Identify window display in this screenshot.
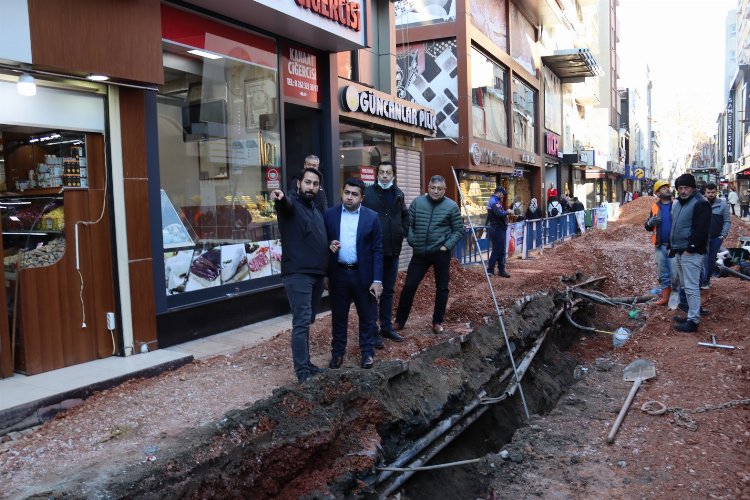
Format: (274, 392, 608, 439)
(158, 15, 282, 299)
(458, 172, 498, 218)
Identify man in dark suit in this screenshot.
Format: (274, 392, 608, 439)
(324, 178, 383, 370)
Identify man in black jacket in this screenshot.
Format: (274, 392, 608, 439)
(271, 167, 328, 383)
(670, 173, 711, 333)
(363, 162, 408, 345)
(287, 155, 328, 214)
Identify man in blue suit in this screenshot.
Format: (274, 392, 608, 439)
(324, 178, 383, 370)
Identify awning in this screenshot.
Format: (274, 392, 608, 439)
(542, 49, 604, 83)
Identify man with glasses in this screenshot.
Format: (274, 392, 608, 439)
(394, 175, 463, 335)
(288, 154, 328, 214)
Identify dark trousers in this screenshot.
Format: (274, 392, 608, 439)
(487, 226, 507, 274)
(378, 255, 400, 332)
(730, 203, 737, 216)
(395, 250, 451, 326)
(701, 237, 723, 285)
(281, 273, 324, 380)
(741, 204, 749, 218)
(330, 268, 377, 358)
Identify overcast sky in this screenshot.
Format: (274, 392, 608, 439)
(617, 0, 735, 164)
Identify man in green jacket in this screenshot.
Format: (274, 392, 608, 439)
(394, 175, 463, 334)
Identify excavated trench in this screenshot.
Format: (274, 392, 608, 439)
(28, 292, 597, 499)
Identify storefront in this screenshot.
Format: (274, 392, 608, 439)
(544, 131, 561, 200)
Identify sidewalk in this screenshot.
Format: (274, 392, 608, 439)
(0, 313, 299, 433)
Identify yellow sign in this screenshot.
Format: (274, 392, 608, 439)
(634, 168, 645, 179)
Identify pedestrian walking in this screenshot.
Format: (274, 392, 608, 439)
(645, 180, 674, 305)
(324, 178, 383, 370)
(486, 186, 511, 278)
(700, 183, 730, 289)
(394, 175, 463, 334)
(670, 173, 711, 333)
(271, 168, 328, 383)
(727, 185, 739, 216)
(362, 161, 407, 346)
(525, 197, 543, 220)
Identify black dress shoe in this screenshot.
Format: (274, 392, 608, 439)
(329, 355, 344, 369)
(374, 334, 385, 349)
(381, 329, 405, 342)
(499, 272, 511, 278)
(486, 268, 495, 276)
(297, 372, 311, 384)
(393, 321, 404, 331)
(361, 355, 374, 369)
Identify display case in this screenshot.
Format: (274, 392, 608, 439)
(2, 195, 66, 280)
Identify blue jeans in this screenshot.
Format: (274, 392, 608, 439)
(396, 250, 451, 326)
(487, 226, 507, 274)
(653, 245, 673, 290)
(701, 237, 722, 286)
(674, 252, 703, 323)
(282, 273, 324, 380)
(378, 255, 400, 332)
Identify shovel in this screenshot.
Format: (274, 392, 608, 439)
(607, 359, 656, 444)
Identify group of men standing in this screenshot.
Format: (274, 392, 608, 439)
(272, 159, 462, 383)
(645, 173, 731, 333)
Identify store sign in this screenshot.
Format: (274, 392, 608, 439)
(295, 0, 361, 31)
(545, 132, 559, 157)
(282, 43, 320, 102)
(513, 168, 524, 177)
(519, 153, 536, 165)
(469, 143, 513, 167)
(341, 85, 437, 132)
(727, 95, 734, 163)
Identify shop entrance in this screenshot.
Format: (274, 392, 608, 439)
(0, 127, 116, 377)
(284, 103, 322, 190)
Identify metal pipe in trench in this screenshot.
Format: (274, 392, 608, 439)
(377, 306, 567, 494)
(717, 264, 750, 281)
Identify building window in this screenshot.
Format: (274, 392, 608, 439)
(512, 77, 536, 153)
(470, 0, 507, 51)
(471, 47, 508, 145)
(158, 10, 281, 301)
(509, 3, 536, 76)
(394, 0, 456, 28)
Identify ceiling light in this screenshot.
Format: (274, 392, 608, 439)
(87, 74, 109, 81)
(17, 73, 36, 96)
(187, 49, 223, 60)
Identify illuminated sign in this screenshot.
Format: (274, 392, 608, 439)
(545, 132, 559, 157)
(295, 0, 361, 31)
(727, 94, 734, 163)
(341, 85, 437, 132)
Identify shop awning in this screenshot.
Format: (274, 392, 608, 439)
(542, 49, 604, 83)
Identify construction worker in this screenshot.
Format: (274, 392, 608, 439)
(645, 180, 674, 305)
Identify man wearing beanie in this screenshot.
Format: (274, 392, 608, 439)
(669, 173, 711, 332)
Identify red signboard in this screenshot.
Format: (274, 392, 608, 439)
(282, 42, 320, 103)
(545, 132, 559, 157)
(360, 166, 375, 184)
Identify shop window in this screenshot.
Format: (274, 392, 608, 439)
(158, 13, 281, 301)
(458, 172, 498, 219)
(471, 47, 508, 145)
(339, 124, 392, 191)
(512, 77, 536, 153)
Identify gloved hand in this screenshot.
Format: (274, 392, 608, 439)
(646, 215, 661, 228)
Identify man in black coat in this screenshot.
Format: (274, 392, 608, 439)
(271, 168, 328, 383)
(363, 162, 408, 345)
(287, 154, 328, 214)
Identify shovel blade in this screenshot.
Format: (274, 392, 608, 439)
(623, 359, 656, 382)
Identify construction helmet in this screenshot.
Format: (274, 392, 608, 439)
(653, 180, 670, 194)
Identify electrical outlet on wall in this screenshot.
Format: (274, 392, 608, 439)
(106, 312, 116, 330)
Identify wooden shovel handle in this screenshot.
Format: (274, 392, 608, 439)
(607, 377, 643, 444)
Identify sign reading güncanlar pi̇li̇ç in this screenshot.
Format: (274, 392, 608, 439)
(341, 85, 437, 133)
